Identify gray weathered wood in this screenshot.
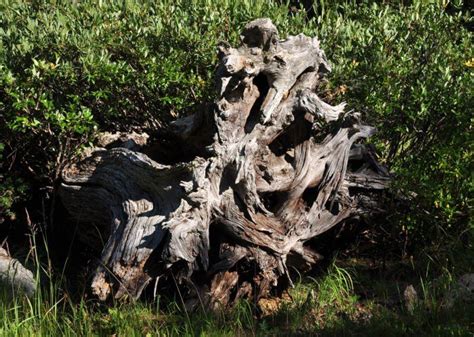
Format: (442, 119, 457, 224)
(59, 19, 390, 308)
(0, 248, 36, 298)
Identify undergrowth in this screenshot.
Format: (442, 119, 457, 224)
(1, 250, 474, 336)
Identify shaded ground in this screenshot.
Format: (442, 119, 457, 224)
(2, 255, 474, 337)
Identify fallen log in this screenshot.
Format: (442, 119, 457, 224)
(0, 248, 36, 298)
(59, 19, 390, 309)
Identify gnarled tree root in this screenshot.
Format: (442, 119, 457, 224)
(59, 19, 390, 309)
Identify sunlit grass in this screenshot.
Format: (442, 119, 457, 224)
(1, 258, 474, 336)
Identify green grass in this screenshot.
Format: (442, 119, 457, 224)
(2, 259, 474, 337)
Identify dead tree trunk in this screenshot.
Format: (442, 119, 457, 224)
(59, 19, 390, 309)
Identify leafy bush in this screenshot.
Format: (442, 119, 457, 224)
(0, 0, 471, 260)
(0, 0, 306, 222)
(312, 2, 472, 258)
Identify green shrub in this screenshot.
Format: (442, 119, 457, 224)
(0, 0, 471, 261)
(312, 2, 472, 258)
(0, 0, 306, 221)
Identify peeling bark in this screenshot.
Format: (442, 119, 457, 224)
(59, 19, 390, 308)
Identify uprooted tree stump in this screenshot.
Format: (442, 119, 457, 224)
(59, 19, 390, 309)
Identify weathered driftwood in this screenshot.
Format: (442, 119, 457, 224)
(59, 19, 390, 308)
(0, 248, 36, 298)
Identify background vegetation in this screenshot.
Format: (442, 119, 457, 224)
(0, 0, 472, 335)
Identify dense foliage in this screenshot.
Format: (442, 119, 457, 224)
(0, 0, 472, 260)
(316, 3, 472, 258)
